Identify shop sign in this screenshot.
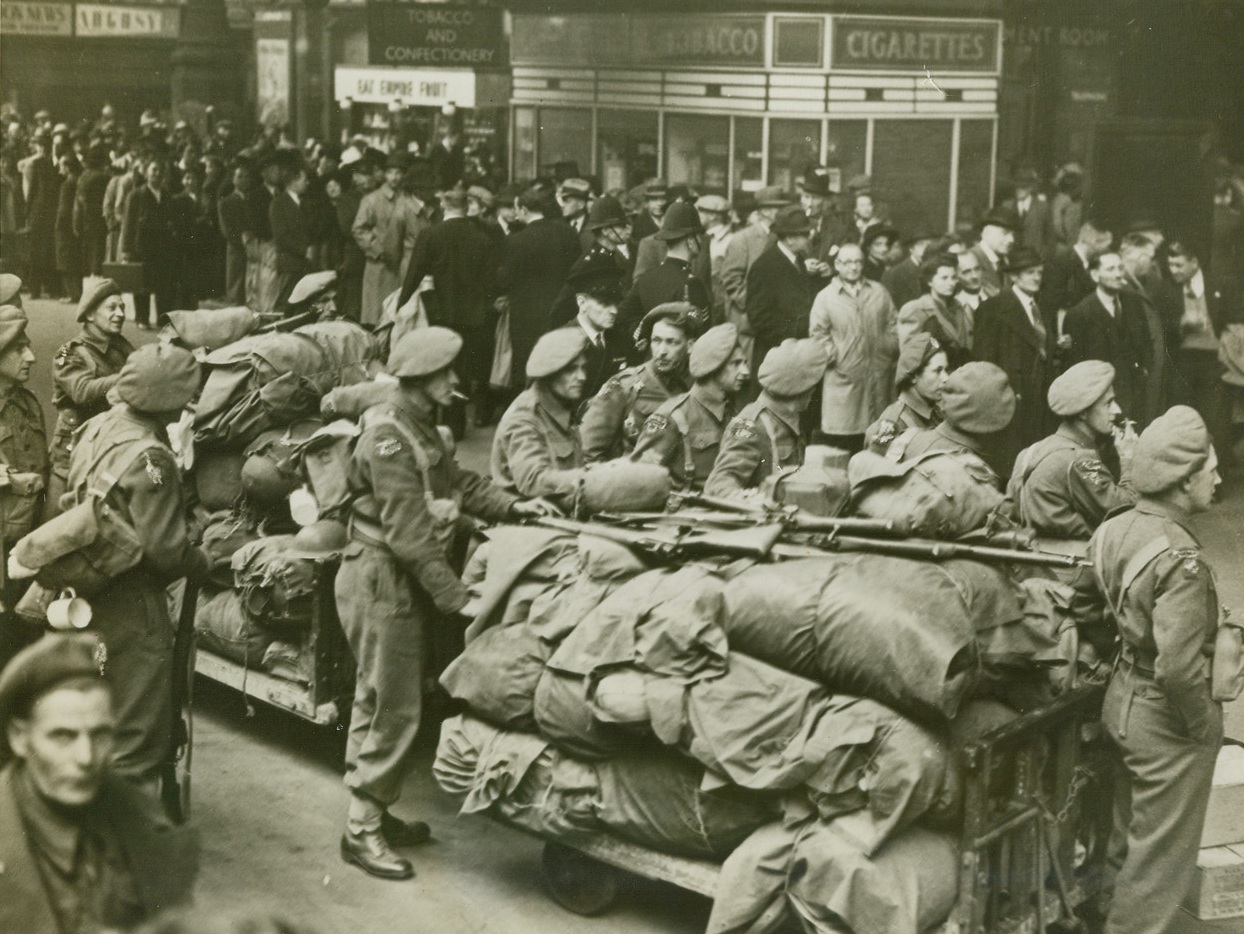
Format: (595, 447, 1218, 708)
(368, 4, 505, 68)
(831, 16, 1000, 73)
(334, 67, 477, 108)
(256, 38, 290, 129)
(0, 2, 73, 36)
(75, 4, 180, 39)
(512, 14, 765, 69)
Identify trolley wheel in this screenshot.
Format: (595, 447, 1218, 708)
(541, 841, 619, 916)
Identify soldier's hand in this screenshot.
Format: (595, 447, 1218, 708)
(6, 472, 45, 495)
(457, 594, 483, 619)
(512, 498, 561, 519)
(1113, 420, 1139, 466)
(7, 553, 38, 580)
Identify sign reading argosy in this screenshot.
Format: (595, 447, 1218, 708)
(75, 3, 180, 39)
(831, 16, 1001, 74)
(368, 4, 505, 68)
(0, 2, 73, 36)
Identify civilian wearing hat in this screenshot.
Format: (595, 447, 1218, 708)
(1079, 405, 1225, 934)
(633, 323, 750, 490)
(556, 177, 593, 236)
(745, 205, 820, 383)
(809, 242, 900, 453)
(216, 158, 256, 307)
(893, 361, 1017, 486)
(74, 145, 112, 277)
(396, 187, 502, 432)
(56, 343, 208, 791)
(21, 133, 58, 299)
(121, 158, 180, 328)
(618, 203, 713, 362)
(704, 338, 827, 497)
(861, 223, 899, 284)
(338, 327, 544, 880)
(331, 151, 383, 322)
(880, 233, 937, 311)
(1038, 219, 1113, 326)
(897, 253, 975, 370)
(720, 186, 790, 367)
(351, 152, 427, 326)
(497, 187, 584, 385)
(864, 333, 948, 456)
(973, 245, 1057, 477)
(1000, 167, 1054, 256)
(491, 328, 592, 510)
(799, 171, 849, 269)
(968, 205, 1019, 300)
(548, 196, 638, 330)
(47, 281, 134, 516)
(0, 634, 198, 934)
(629, 179, 670, 244)
(1008, 360, 1137, 541)
(580, 303, 694, 463)
(269, 158, 315, 311)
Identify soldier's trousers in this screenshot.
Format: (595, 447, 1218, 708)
(337, 542, 432, 833)
(1101, 668, 1221, 934)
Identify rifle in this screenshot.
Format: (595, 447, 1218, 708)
(669, 490, 906, 536)
(787, 533, 1088, 568)
(536, 515, 784, 561)
(161, 578, 199, 825)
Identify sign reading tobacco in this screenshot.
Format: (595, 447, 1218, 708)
(368, 3, 506, 68)
(831, 16, 1000, 73)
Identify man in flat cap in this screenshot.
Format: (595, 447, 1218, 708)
(48, 280, 134, 518)
(704, 338, 827, 498)
(561, 249, 630, 400)
(633, 323, 750, 490)
(1077, 406, 1229, 934)
(44, 344, 208, 798)
(338, 327, 549, 880)
(864, 333, 947, 457)
(352, 151, 426, 326)
(0, 634, 198, 934)
(746, 205, 820, 385)
(891, 360, 1017, 486)
(556, 178, 593, 237)
(720, 186, 790, 367)
(0, 305, 47, 670)
(629, 180, 669, 244)
(1009, 360, 1138, 544)
(809, 242, 899, 454)
(580, 303, 694, 463)
(974, 245, 1058, 477)
(968, 205, 1018, 300)
(492, 328, 593, 510)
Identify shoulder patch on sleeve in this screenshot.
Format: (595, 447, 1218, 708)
(54, 345, 72, 367)
(730, 419, 758, 441)
(643, 414, 668, 434)
(874, 420, 897, 445)
(1171, 548, 1203, 576)
(1074, 458, 1112, 486)
(375, 437, 404, 458)
(143, 452, 164, 486)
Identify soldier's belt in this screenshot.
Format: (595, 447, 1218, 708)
(348, 515, 387, 549)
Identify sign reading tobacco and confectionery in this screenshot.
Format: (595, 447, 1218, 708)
(368, 3, 506, 68)
(831, 16, 1001, 73)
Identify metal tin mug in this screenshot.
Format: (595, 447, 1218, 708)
(46, 588, 93, 630)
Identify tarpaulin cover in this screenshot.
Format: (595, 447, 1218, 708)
(533, 668, 644, 760)
(164, 306, 258, 350)
(850, 450, 1008, 537)
(440, 621, 553, 731)
(194, 451, 245, 510)
(294, 320, 379, 387)
(195, 588, 270, 666)
(719, 556, 1015, 721)
(459, 526, 579, 642)
(231, 535, 317, 627)
(200, 511, 260, 589)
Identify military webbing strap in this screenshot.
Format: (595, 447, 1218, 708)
(1092, 531, 1170, 624)
(1013, 437, 1078, 522)
(668, 400, 696, 478)
(362, 408, 452, 513)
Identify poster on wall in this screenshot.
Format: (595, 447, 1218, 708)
(256, 38, 290, 129)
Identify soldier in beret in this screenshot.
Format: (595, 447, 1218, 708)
(1077, 406, 1227, 934)
(864, 333, 947, 457)
(633, 323, 750, 490)
(47, 280, 134, 518)
(0, 306, 47, 671)
(890, 360, 1017, 487)
(0, 634, 198, 934)
(0, 273, 23, 308)
(704, 338, 827, 498)
(339, 327, 550, 880)
(285, 269, 338, 318)
(580, 303, 694, 463)
(1008, 360, 1138, 543)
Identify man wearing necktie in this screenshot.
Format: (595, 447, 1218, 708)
(1065, 251, 1153, 425)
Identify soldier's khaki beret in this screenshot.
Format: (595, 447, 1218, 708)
(0, 633, 107, 733)
(895, 333, 942, 387)
(941, 361, 1016, 433)
(77, 277, 122, 323)
(690, 323, 740, 378)
(0, 273, 22, 306)
(758, 338, 828, 397)
(640, 302, 702, 343)
(116, 342, 201, 413)
(388, 326, 462, 378)
(1132, 405, 1211, 494)
(0, 304, 29, 355)
(1048, 360, 1115, 417)
(527, 328, 588, 380)
(288, 270, 337, 306)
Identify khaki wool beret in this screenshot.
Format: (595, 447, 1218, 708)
(388, 326, 463, 378)
(0, 304, 29, 355)
(895, 333, 942, 387)
(0, 633, 107, 735)
(0, 273, 23, 306)
(1131, 405, 1211, 494)
(940, 361, 1016, 433)
(77, 278, 122, 323)
(288, 270, 337, 306)
(527, 328, 588, 380)
(690, 323, 740, 379)
(640, 302, 702, 343)
(1048, 360, 1115, 417)
(116, 343, 201, 413)
(758, 338, 828, 397)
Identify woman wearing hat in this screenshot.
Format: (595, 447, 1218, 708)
(864, 333, 947, 457)
(47, 279, 134, 516)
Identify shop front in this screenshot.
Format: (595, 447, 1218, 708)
(509, 11, 1003, 235)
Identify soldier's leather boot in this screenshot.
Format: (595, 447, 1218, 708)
(340, 829, 414, 880)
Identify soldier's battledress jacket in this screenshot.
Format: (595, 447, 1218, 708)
(703, 396, 803, 497)
(863, 389, 938, 457)
(0, 381, 47, 543)
(633, 381, 737, 491)
(580, 360, 688, 463)
(491, 384, 586, 511)
(50, 324, 133, 475)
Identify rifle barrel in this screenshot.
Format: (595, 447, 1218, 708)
(823, 535, 1086, 568)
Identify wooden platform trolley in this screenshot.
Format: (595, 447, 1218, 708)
(487, 682, 1109, 934)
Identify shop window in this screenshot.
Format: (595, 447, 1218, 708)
(956, 120, 995, 230)
(773, 17, 824, 68)
(596, 109, 658, 193)
(665, 114, 730, 194)
(768, 119, 821, 195)
(537, 108, 592, 178)
(872, 119, 954, 235)
(732, 117, 764, 198)
(824, 121, 867, 194)
(513, 107, 537, 181)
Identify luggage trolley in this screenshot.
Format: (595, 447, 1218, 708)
(482, 682, 1109, 933)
